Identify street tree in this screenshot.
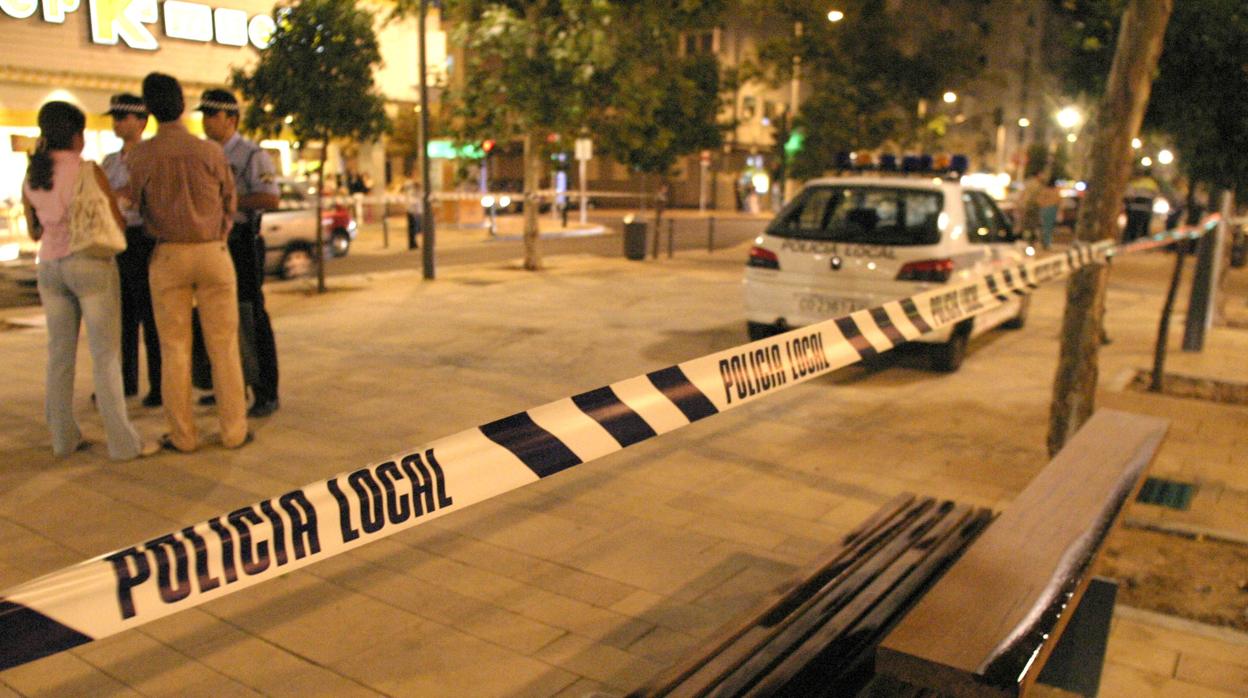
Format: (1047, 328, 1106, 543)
(231, 0, 388, 293)
(436, 0, 618, 271)
(1047, 0, 1172, 456)
(747, 0, 988, 176)
(594, 2, 729, 232)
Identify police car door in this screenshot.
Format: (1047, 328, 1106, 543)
(963, 191, 1023, 270)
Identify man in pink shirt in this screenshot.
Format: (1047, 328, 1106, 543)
(127, 73, 250, 451)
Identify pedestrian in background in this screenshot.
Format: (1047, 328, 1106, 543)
(198, 89, 281, 418)
(1036, 175, 1062, 250)
(1014, 171, 1044, 241)
(126, 73, 249, 452)
(1124, 169, 1160, 242)
(21, 101, 156, 459)
(102, 93, 161, 408)
(405, 179, 422, 250)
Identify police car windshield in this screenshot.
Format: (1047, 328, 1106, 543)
(767, 185, 943, 245)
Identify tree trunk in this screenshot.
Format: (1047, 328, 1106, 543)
(315, 139, 327, 294)
(522, 131, 542, 270)
(1047, 0, 1173, 457)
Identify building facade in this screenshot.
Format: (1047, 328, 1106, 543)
(0, 0, 444, 234)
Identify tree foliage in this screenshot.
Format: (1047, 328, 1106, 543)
(747, 0, 990, 176)
(442, 0, 618, 144)
(231, 0, 388, 144)
(594, 27, 726, 178)
(1144, 0, 1248, 199)
(1049, 0, 1248, 198)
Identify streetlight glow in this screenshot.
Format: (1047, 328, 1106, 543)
(1066, 133, 1077, 143)
(827, 9, 844, 22)
(942, 91, 957, 104)
(1141, 156, 1153, 167)
(1056, 106, 1081, 130)
(1131, 137, 1142, 149)
(1017, 117, 1030, 128)
(1158, 149, 1174, 165)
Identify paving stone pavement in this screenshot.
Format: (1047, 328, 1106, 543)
(1, 241, 1245, 697)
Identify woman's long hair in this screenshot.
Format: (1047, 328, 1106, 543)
(26, 101, 86, 192)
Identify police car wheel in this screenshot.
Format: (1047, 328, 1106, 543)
(930, 324, 970, 373)
(747, 321, 781, 341)
(280, 245, 317, 280)
(1002, 295, 1030, 330)
(329, 230, 351, 257)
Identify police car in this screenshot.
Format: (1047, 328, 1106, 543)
(744, 160, 1033, 372)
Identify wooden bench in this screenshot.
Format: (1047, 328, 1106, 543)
(631, 409, 1168, 698)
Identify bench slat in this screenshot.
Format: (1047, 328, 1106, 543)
(876, 409, 1169, 697)
(711, 501, 970, 697)
(630, 493, 924, 698)
(745, 504, 993, 697)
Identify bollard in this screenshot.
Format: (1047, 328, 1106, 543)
(708, 216, 716, 253)
(668, 218, 675, 258)
(381, 213, 389, 249)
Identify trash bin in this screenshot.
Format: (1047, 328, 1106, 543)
(624, 221, 647, 261)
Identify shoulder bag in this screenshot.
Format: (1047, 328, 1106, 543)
(68, 162, 127, 258)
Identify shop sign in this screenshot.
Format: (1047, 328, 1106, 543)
(0, 0, 276, 51)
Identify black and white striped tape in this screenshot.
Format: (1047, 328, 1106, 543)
(0, 225, 1209, 671)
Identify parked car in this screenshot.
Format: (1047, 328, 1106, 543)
(744, 175, 1034, 372)
(258, 180, 357, 278)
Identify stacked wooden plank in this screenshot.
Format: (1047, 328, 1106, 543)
(629, 493, 993, 698)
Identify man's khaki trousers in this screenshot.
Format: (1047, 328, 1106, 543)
(149, 241, 248, 450)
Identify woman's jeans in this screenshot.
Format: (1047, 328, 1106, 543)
(37, 254, 143, 459)
(1039, 205, 1059, 250)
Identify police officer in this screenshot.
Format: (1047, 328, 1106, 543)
(1123, 168, 1160, 242)
(102, 93, 162, 407)
(197, 89, 281, 418)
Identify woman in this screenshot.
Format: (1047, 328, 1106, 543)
(21, 101, 156, 459)
(1036, 175, 1063, 250)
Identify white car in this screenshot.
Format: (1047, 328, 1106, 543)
(258, 180, 357, 279)
(744, 175, 1034, 371)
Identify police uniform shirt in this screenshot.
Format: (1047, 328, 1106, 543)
(222, 132, 278, 226)
(101, 150, 143, 228)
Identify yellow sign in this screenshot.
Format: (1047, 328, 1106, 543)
(0, 0, 274, 51)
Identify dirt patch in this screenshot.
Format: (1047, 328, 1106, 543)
(1101, 525, 1248, 632)
(1128, 370, 1248, 405)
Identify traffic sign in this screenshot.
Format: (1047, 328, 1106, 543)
(575, 138, 593, 161)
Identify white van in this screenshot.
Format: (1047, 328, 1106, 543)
(744, 175, 1034, 371)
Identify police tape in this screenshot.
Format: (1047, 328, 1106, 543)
(0, 222, 1214, 671)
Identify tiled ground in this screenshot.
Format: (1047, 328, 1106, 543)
(1, 241, 1245, 696)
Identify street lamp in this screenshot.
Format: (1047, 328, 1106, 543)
(1157, 149, 1174, 165)
(827, 9, 844, 22)
(1056, 106, 1081, 131)
(1131, 137, 1142, 149)
(942, 91, 957, 104)
(1017, 117, 1031, 128)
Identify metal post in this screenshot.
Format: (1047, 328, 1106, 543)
(708, 215, 715, 253)
(418, 0, 435, 280)
(1182, 222, 1218, 351)
(381, 207, 389, 248)
(578, 158, 588, 224)
(1151, 243, 1186, 390)
(699, 158, 708, 214)
(667, 218, 675, 258)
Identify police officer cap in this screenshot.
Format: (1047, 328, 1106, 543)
(105, 93, 147, 117)
(196, 89, 240, 114)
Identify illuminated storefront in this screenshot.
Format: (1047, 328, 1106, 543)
(0, 0, 445, 237)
